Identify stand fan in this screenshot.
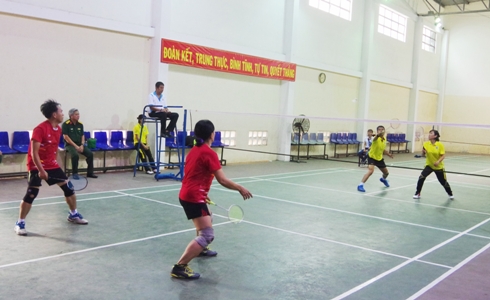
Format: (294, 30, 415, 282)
(291, 115, 310, 162)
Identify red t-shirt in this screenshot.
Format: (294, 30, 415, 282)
(27, 120, 61, 171)
(179, 144, 222, 203)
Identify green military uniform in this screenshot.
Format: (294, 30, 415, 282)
(62, 120, 94, 175)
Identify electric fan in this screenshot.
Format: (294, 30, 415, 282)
(291, 115, 310, 163)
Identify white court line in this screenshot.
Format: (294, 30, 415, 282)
(345, 167, 490, 190)
(115, 192, 453, 270)
(331, 218, 490, 300)
(0, 167, 339, 205)
(407, 241, 490, 300)
(0, 222, 230, 270)
(242, 220, 451, 269)
(255, 177, 490, 217)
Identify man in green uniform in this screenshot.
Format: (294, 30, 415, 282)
(62, 109, 97, 179)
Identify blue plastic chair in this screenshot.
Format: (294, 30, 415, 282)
(339, 133, 349, 144)
(300, 133, 309, 145)
(316, 132, 326, 144)
(309, 133, 317, 144)
(126, 131, 135, 149)
(212, 131, 227, 147)
(330, 133, 338, 144)
(176, 131, 188, 147)
(110, 131, 132, 149)
(58, 134, 65, 150)
(94, 132, 113, 150)
(0, 132, 18, 154)
(12, 131, 30, 153)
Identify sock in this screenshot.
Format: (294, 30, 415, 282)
(70, 209, 78, 215)
(18, 219, 25, 223)
(359, 183, 364, 186)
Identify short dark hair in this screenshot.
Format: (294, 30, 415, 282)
(155, 81, 164, 89)
(430, 129, 440, 141)
(377, 125, 385, 131)
(40, 99, 60, 119)
(367, 129, 373, 132)
(194, 120, 215, 147)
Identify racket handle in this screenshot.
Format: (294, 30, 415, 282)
(205, 198, 215, 205)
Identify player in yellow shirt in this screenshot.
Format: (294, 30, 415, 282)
(413, 130, 453, 200)
(358, 125, 394, 192)
(134, 114, 156, 174)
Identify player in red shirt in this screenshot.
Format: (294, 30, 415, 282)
(171, 120, 253, 279)
(15, 100, 88, 236)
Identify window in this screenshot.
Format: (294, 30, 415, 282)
(422, 26, 436, 53)
(378, 5, 407, 42)
(221, 130, 236, 147)
(248, 131, 268, 146)
(309, 0, 352, 21)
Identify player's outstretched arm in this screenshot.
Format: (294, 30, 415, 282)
(214, 169, 253, 200)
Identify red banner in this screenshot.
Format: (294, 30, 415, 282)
(160, 39, 296, 81)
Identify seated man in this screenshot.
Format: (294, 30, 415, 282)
(134, 114, 156, 174)
(146, 81, 179, 138)
(62, 108, 97, 179)
(358, 129, 374, 166)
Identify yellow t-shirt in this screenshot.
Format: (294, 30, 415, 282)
(424, 141, 445, 170)
(133, 123, 149, 144)
(368, 137, 386, 161)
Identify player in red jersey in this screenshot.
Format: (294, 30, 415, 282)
(171, 120, 252, 279)
(15, 99, 88, 236)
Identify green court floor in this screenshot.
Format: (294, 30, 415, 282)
(1, 159, 489, 299)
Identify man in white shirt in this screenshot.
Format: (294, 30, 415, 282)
(147, 82, 179, 138)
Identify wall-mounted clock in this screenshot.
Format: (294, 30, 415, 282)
(318, 72, 326, 83)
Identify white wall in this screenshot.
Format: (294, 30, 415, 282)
(168, 0, 285, 56)
(293, 0, 365, 73)
(370, 1, 417, 84)
(4, 0, 152, 26)
(0, 0, 455, 168)
(0, 14, 151, 133)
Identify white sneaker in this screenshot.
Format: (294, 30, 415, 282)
(146, 170, 154, 174)
(413, 194, 421, 199)
(449, 195, 454, 200)
(14, 221, 27, 235)
(67, 212, 88, 224)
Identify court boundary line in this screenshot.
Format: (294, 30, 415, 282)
(331, 218, 490, 300)
(257, 177, 490, 217)
(0, 222, 230, 270)
(114, 192, 454, 269)
(113, 194, 452, 269)
(0, 167, 344, 205)
(406, 241, 490, 300)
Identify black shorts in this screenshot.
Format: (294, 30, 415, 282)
(367, 156, 387, 169)
(28, 168, 67, 187)
(179, 199, 211, 220)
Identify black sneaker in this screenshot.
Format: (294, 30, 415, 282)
(171, 264, 200, 279)
(198, 246, 218, 257)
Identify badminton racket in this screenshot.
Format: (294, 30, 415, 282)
(49, 175, 88, 191)
(206, 197, 244, 224)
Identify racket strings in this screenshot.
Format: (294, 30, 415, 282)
(228, 205, 244, 223)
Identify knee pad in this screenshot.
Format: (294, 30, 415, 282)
(60, 183, 75, 197)
(23, 187, 39, 204)
(194, 227, 214, 248)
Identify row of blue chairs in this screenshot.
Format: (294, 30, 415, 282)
(386, 133, 410, 153)
(165, 131, 227, 148)
(330, 133, 362, 145)
(164, 131, 228, 166)
(0, 131, 138, 154)
(291, 132, 326, 145)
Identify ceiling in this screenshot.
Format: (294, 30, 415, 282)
(413, 0, 490, 16)
(433, 0, 486, 7)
